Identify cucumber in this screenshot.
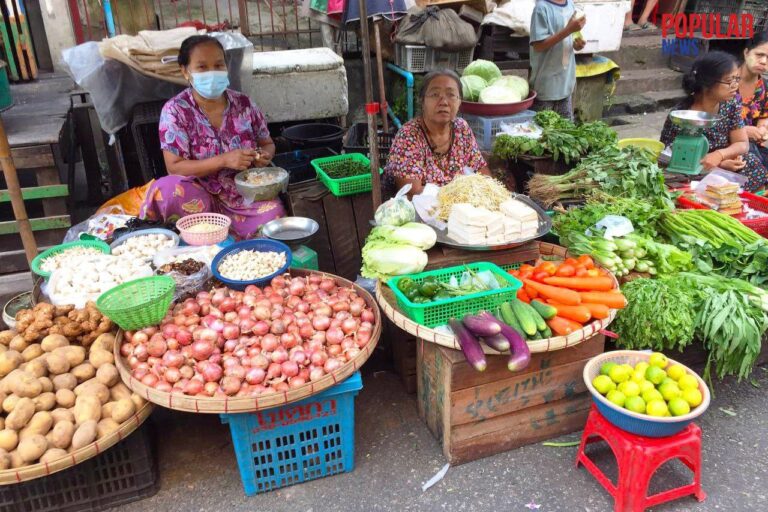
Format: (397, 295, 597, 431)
(500, 302, 527, 338)
(530, 300, 557, 320)
(510, 300, 537, 337)
(521, 301, 547, 332)
(539, 326, 553, 338)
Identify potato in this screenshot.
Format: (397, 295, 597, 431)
(0, 350, 24, 377)
(73, 396, 101, 425)
(101, 401, 116, 419)
(19, 412, 53, 440)
(45, 353, 70, 375)
(0, 418, 4, 430)
(21, 344, 43, 362)
(0, 448, 10, 470)
(0, 330, 14, 346)
(41, 334, 68, 352)
(12, 372, 43, 398)
(109, 383, 132, 402)
(130, 393, 146, 410)
(49, 420, 74, 449)
(24, 359, 47, 379)
(39, 376, 53, 393)
(52, 373, 77, 391)
(74, 380, 110, 404)
(50, 408, 75, 425)
(2, 393, 20, 414)
(33, 392, 56, 412)
(0, 344, 6, 353)
(92, 333, 116, 352)
(9, 450, 24, 468)
(71, 363, 96, 382)
(95, 363, 119, 387)
(6, 397, 36, 430)
(53, 346, 86, 367)
(39, 447, 68, 463)
(88, 349, 114, 369)
(18, 434, 47, 462)
(0, 429, 19, 451)
(71, 420, 97, 450)
(111, 398, 136, 424)
(0, 369, 23, 394)
(97, 418, 119, 439)
(55, 388, 76, 408)
(9, 335, 29, 353)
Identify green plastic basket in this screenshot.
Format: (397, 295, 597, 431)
(96, 276, 176, 331)
(311, 153, 383, 197)
(388, 262, 522, 328)
(31, 240, 111, 279)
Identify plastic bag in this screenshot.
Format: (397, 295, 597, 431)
(153, 245, 222, 268)
(63, 208, 133, 242)
(374, 184, 416, 226)
(161, 266, 212, 301)
(395, 6, 477, 51)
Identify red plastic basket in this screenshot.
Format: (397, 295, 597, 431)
(677, 191, 768, 237)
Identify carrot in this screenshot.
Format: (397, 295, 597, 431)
(517, 287, 531, 303)
(523, 279, 581, 306)
(546, 316, 583, 336)
(579, 291, 627, 309)
(582, 302, 610, 320)
(542, 276, 615, 291)
(545, 301, 592, 323)
(525, 284, 539, 299)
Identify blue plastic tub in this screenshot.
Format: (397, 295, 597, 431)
(220, 372, 363, 495)
(211, 239, 292, 290)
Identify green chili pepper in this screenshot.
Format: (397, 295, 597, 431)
(406, 287, 421, 301)
(419, 281, 439, 298)
(397, 278, 415, 294)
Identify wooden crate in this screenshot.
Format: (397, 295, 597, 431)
(388, 318, 418, 394)
(418, 333, 605, 465)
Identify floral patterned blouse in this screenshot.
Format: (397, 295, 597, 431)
(739, 77, 768, 125)
(159, 88, 270, 208)
(660, 98, 744, 152)
(384, 117, 487, 187)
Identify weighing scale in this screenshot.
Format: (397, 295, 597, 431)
(261, 217, 320, 270)
(667, 110, 720, 175)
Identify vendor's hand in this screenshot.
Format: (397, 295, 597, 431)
(746, 125, 767, 142)
(219, 149, 257, 171)
(567, 15, 587, 34)
(720, 156, 747, 172)
(574, 37, 587, 51)
(700, 151, 724, 170)
(251, 150, 272, 168)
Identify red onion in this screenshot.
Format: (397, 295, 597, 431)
(120, 343, 133, 357)
(203, 381, 218, 396)
(309, 367, 325, 381)
(361, 309, 375, 323)
(298, 368, 310, 381)
(326, 326, 344, 345)
(310, 351, 328, 366)
(141, 373, 159, 388)
(133, 331, 148, 345)
(341, 339, 355, 351)
(209, 352, 222, 365)
(225, 365, 246, 380)
(280, 333, 298, 349)
(200, 362, 223, 382)
(312, 315, 330, 331)
(239, 318, 256, 333)
(176, 328, 193, 346)
(245, 284, 260, 295)
(254, 306, 270, 321)
(165, 367, 181, 383)
(267, 363, 282, 379)
(224, 311, 238, 323)
(191, 340, 215, 361)
(223, 357, 239, 370)
(333, 301, 350, 313)
(327, 345, 342, 357)
(162, 350, 184, 368)
(289, 350, 307, 365)
(345, 347, 361, 360)
(272, 275, 287, 289)
(289, 376, 306, 388)
(356, 327, 373, 347)
(147, 338, 167, 358)
(166, 338, 180, 351)
(271, 347, 288, 364)
(349, 302, 363, 317)
(184, 379, 203, 395)
(281, 360, 299, 378)
(261, 334, 279, 352)
(179, 365, 194, 380)
(220, 376, 242, 395)
(324, 358, 342, 373)
(252, 354, 270, 369)
(341, 318, 358, 335)
(320, 278, 335, 292)
(274, 382, 289, 392)
(162, 324, 179, 338)
(289, 280, 306, 296)
(253, 321, 270, 336)
(222, 323, 240, 340)
(245, 367, 266, 385)
(134, 344, 149, 362)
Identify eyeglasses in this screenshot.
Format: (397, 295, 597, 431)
(717, 77, 741, 86)
(425, 92, 460, 102)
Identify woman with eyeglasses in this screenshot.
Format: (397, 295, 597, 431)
(661, 51, 767, 192)
(384, 70, 490, 197)
(738, 32, 768, 166)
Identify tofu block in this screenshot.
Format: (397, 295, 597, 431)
(499, 199, 538, 221)
(449, 203, 497, 227)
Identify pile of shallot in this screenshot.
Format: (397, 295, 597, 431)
(120, 273, 376, 398)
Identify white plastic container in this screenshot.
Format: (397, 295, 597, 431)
(574, 1, 631, 54)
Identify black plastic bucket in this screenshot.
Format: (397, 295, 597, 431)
(282, 123, 344, 152)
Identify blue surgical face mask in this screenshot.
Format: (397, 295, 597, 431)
(190, 70, 229, 99)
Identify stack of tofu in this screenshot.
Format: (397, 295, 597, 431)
(698, 182, 742, 215)
(447, 199, 539, 245)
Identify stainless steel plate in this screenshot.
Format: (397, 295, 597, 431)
(261, 216, 320, 246)
(669, 110, 719, 129)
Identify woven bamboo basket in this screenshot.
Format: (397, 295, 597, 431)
(375, 242, 618, 354)
(114, 269, 382, 414)
(0, 402, 153, 485)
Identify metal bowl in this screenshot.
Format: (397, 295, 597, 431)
(3, 292, 34, 329)
(459, 90, 537, 116)
(669, 110, 720, 129)
(234, 167, 289, 202)
(261, 217, 319, 247)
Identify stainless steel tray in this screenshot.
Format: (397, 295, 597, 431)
(421, 194, 552, 251)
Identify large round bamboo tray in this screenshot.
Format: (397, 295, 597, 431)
(376, 242, 618, 354)
(114, 269, 382, 414)
(0, 402, 153, 485)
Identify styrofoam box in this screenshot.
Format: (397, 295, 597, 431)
(574, 1, 631, 54)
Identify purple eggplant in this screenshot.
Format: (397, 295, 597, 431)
(449, 318, 487, 372)
(462, 312, 502, 338)
(478, 312, 531, 372)
(481, 333, 510, 352)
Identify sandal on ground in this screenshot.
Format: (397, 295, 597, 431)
(641, 22, 658, 31)
(625, 23, 642, 31)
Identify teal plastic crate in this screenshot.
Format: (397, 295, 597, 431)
(311, 153, 383, 197)
(220, 372, 362, 496)
(388, 262, 522, 328)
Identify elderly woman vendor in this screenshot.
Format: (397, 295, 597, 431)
(384, 70, 490, 196)
(140, 35, 285, 239)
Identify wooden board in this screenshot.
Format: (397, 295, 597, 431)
(389, 318, 418, 394)
(0, 215, 70, 235)
(0, 184, 67, 202)
(418, 333, 605, 465)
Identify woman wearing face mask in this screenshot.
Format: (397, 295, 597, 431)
(140, 35, 285, 239)
(738, 32, 768, 166)
(384, 70, 490, 197)
(661, 51, 767, 192)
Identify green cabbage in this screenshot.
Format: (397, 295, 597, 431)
(462, 59, 502, 85)
(490, 75, 530, 100)
(374, 196, 416, 226)
(361, 241, 428, 280)
(460, 75, 487, 102)
(479, 84, 522, 104)
(367, 222, 437, 250)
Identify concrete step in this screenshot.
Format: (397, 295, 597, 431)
(606, 88, 687, 116)
(602, 34, 668, 71)
(614, 67, 683, 96)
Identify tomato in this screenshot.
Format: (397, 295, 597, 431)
(537, 261, 558, 276)
(564, 258, 579, 267)
(519, 264, 535, 273)
(577, 255, 595, 269)
(533, 271, 550, 282)
(587, 269, 601, 277)
(508, 269, 520, 277)
(555, 264, 576, 277)
(575, 267, 589, 277)
(519, 268, 534, 280)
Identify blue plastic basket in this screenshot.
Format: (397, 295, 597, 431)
(220, 372, 363, 496)
(211, 239, 292, 291)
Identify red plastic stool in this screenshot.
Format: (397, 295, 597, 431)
(575, 405, 706, 512)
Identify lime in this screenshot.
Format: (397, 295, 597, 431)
(668, 397, 691, 416)
(646, 400, 668, 417)
(609, 365, 631, 384)
(642, 389, 664, 403)
(634, 361, 650, 374)
(631, 370, 647, 384)
(649, 352, 668, 369)
(639, 380, 656, 394)
(660, 377, 677, 387)
(600, 361, 617, 376)
(659, 382, 682, 402)
(620, 363, 635, 374)
(645, 366, 667, 385)
(625, 396, 646, 414)
(678, 374, 699, 391)
(682, 388, 703, 408)
(592, 375, 615, 395)
(618, 381, 640, 398)
(667, 364, 687, 381)
(607, 389, 627, 407)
